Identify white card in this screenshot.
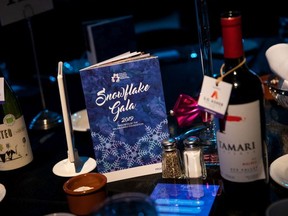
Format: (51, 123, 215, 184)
(198, 75, 232, 117)
(0, 0, 53, 26)
(0, 78, 4, 103)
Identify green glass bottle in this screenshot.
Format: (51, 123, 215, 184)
(0, 74, 33, 170)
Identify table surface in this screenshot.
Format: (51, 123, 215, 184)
(1, 37, 288, 216)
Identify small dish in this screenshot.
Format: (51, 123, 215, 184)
(0, 183, 6, 202)
(63, 172, 107, 215)
(71, 109, 90, 132)
(266, 198, 288, 216)
(269, 154, 288, 188)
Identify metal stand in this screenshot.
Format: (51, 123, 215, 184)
(194, 0, 217, 146)
(53, 61, 96, 177)
(23, 7, 63, 130)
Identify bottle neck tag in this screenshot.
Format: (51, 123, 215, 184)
(0, 78, 4, 103)
(198, 75, 232, 118)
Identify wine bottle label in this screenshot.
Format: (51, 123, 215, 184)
(0, 115, 33, 170)
(216, 100, 266, 182)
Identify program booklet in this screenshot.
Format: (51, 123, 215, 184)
(79, 52, 169, 182)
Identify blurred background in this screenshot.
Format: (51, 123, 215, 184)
(0, 0, 286, 124)
(0, 0, 285, 82)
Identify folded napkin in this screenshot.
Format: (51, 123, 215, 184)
(265, 43, 288, 90)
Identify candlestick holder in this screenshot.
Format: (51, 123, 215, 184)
(194, 0, 218, 165)
(24, 15, 63, 130)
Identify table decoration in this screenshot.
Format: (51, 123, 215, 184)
(171, 94, 210, 128)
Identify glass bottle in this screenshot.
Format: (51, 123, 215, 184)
(216, 10, 269, 205)
(183, 136, 207, 179)
(161, 137, 183, 179)
(0, 73, 33, 170)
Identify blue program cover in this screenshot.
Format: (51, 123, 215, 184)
(80, 55, 169, 182)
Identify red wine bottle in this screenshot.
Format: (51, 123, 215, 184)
(216, 11, 269, 199)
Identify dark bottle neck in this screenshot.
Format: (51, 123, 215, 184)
(221, 11, 245, 69)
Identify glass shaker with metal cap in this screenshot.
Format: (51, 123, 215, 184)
(183, 136, 207, 179)
(161, 137, 184, 179)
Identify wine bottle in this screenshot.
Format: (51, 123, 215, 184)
(0, 73, 33, 170)
(216, 11, 269, 198)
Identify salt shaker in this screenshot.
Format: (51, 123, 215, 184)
(183, 136, 207, 179)
(161, 137, 184, 179)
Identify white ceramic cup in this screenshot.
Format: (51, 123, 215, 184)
(265, 43, 288, 81)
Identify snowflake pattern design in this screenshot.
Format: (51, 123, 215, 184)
(92, 118, 169, 173)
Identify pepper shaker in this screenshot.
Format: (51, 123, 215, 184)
(183, 136, 207, 179)
(161, 137, 184, 179)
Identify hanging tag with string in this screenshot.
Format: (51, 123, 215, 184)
(197, 75, 231, 118)
(198, 58, 246, 118)
(198, 58, 246, 117)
